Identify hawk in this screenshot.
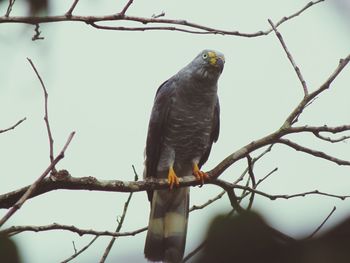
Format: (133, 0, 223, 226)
(144, 50, 225, 262)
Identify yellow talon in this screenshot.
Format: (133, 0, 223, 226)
(168, 166, 180, 190)
(193, 163, 208, 185)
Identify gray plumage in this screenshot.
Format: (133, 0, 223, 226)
(144, 50, 225, 262)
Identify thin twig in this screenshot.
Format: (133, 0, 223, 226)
(274, 0, 324, 29)
(256, 167, 278, 185)
(233, 145, 274, 185)
(306, 206, 336, 239)
(313, 132, 350, 143)
(283, 54, 350, 127)
(99, 192, 134, 262)
(99, 166, 139, 262)
(72, 241, 77, 254)
(65, 0, 79, 17)
(61, 236, 98, 263)
(119, 0, 133, 16)
(290, 125, 350, 134)
(27, 58, 55, 168)
(0, 117, 26, 134)
(4, 0, 16, 17)
(189, 191, 225, 212)
(268, 19, 308, 96)
(246, 155, 256, 210)
(152, 11, 165, 19)
(182, 241, 206, 262)
(278, 138, 350, 165)
(0, 131, 75, 227)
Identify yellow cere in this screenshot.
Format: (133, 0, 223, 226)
(208, 51, 217, 65)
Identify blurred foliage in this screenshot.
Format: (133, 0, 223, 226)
(196, 211, 350, 263)
(1, 0, 48, 15)
(0, 234, 21, 263)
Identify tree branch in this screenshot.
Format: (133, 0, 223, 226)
(0, 132, 75, 227)
(119, 0, 133, 16)
(0, 117, 26, 134)
(65, 0, 80, 17)
(4, 0, 16, 17)
(0, 223, 147, 237)
(306, 206, 336, 239)
(283, 54, 350, 126)
(268, 18, 308, 96)
(27, 58, 55, 167)
(99, 167, 138, 262)
(0, 1, 323, 37)
(277, 138, 350, 166)
(61, 236, 98, 263)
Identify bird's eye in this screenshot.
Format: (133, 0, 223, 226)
(202, 53, 208, 59)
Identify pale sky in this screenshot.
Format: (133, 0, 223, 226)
(1, 1, 350, 262)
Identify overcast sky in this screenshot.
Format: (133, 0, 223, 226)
(1, 0, 350, 262)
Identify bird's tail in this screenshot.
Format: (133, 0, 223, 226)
(144, 187, 189, 263)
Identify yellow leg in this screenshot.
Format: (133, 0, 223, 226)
(193, 163, 208, 185)
(167, 165, 180, 190)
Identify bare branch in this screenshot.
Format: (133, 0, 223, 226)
(213, 180, 350, 201)
(61, 237, 98, 263)
(309, 54, 350, 100)
(313, 132, 350, 143)
(72, 241, 77, 254)
(0, 223, 146, 237)
(182, 241, 206, 263)
(0, 1, 324, 37)
(189, 191, 225, 212)
(283, 54, 350, 126)
(65, 0, 80, 17)
(152, 11, 165, 19)
(100, 176, 137, 262)
(273, 0, 324, 32)
(289, 125, 350, 134)
(27, 58, 55, 167)
(246, 155, 256, 210)
(268, 19, 308, 96)
(233, 144, 274, 185)
(0, 174, 197, 209)
(4, 0, 16, 17)
(0, 131, 75, 227)
(277, 138, 350, 166)
(256, 167, 278, 185)
(289, 125, 350, 143)
(307, 206, 336, 239)
(119, 0, 133, 16)
(0, 117, 26, 134)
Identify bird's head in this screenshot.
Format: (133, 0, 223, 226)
(191, 49, 225, 81)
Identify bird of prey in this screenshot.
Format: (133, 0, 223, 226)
(144, 49, 225, 263)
